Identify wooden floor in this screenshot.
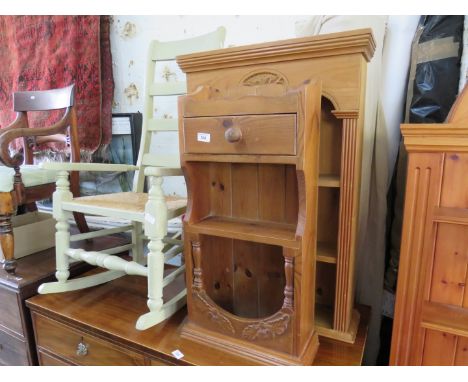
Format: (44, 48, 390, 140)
(27, 270, 370, 366)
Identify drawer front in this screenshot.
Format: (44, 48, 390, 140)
(0, 328, 29, 366)
(38, 350, 72, 366)
(150, 357, 174, 366)
(183, 114, 296, 156)
(0, 287, 23, 336)
(34, 314, 145, 366)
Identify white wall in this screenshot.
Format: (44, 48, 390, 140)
(109, 15, 309, 196)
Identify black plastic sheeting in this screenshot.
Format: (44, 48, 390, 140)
(408, 15, 464, 123)
(385, 15, 465, 295)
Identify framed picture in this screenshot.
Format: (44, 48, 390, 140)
(80, 112, 142, 195)
(110, 112, 143, 166)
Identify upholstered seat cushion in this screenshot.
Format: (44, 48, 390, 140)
(0, 165, 58, 192)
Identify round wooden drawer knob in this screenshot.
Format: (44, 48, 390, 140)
(225, 126, 242, 143)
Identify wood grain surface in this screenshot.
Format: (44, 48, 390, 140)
(27, 272, 370, 365)
(390, 86, 468, 365)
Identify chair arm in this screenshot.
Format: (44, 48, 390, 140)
(144, 167, 183, 177)
(0, 109, 71, 167)
(0, 113, 28, 167)
(39, 162, 139, 172)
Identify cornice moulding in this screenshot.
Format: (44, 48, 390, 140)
(177, 28, 376, 73)
(402, 124, 468, 152)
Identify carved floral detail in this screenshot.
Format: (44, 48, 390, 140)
(241, 311, 291, 341)
(241, 71, 288, 87)
(194, 291, 235, 334)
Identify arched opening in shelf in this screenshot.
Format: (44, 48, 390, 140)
(201, 235, 286, 319)
(319, 96, 342, 183)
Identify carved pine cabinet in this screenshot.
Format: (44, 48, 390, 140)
(390, 86, 468, 365)
(177, 29, 375, 350)
(179, 81, 321, 365)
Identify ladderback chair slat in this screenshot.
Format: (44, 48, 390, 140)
(148, 82, 187, 96)
(147, 118, 178, 132)
(150, 27, 226, 61)
(141, 153, 180, 168)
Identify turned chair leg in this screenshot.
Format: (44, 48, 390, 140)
(132, 222, 145, 265)
(0, 193, 16, 273)
(25, 202, 38, 212)
(136, 176, 167, 330)
(146, 176, 166, 312)
(73, 212, 89, 234)
(70, 171, 89, 234)
(54, 171, 74, 284)
(38, 171, 74, 294)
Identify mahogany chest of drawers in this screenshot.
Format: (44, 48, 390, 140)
(0, 234, 126, 365)
(0, 249, 89, 365)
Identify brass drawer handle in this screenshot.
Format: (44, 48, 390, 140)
(225, 126, 242, 143)
(76, 339, 88, 357)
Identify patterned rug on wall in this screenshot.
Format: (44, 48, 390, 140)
(0, 15, 113, 159)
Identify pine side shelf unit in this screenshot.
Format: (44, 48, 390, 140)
(177, 29, 375, 349)
(179, 80, 322, 365)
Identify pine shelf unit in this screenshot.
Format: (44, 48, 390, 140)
(179, 82, 322, 365)
(177, 29, 375, 345)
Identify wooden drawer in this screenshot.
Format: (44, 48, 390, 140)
(183, 114, 296, 155)
(150, 357, 175, 366)
(0, 286, 23, 336)
(0, 328, 29, 366)
(34, 314, 145, 366)
(38, 350, 71, 366)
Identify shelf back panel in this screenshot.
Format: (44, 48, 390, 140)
(200, 235, 286, 319)
(319, 97, 342, 177)
(189, 162, 299, 227)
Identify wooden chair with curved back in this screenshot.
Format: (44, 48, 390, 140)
(0, 84, 88, 274)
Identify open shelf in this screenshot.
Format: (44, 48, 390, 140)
(317, 188, 340, 246)
(316, 304, 334, 330)
(188, 216, 298, 248)
(316, 241, 337, 264)
(200, 235, 286, 319)
(319, 98, 342, 178)
(315, 260, 336, 332)
(318, 174, 340, 188)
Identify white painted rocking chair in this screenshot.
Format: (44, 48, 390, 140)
(38, 27, 226, 330)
